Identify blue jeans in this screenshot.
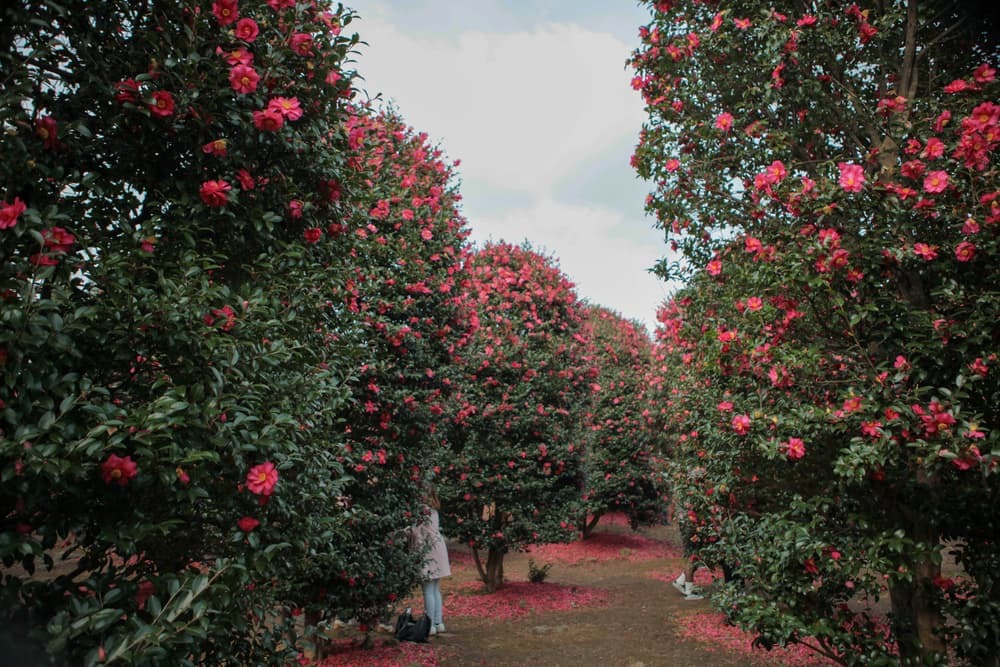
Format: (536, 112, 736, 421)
(421, 579, 442, 625)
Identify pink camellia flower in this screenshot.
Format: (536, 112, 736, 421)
(212, 0, 239, 26)
(838, 162, 865, 192)
(913, 242, 938, 261)
(148, 91, 175, 117)
(252, 108, 284, 132)
(665, 158, 680, 172)
(954, 241, 976, 262)
(784, 437, 806, 460)
(923, 170, 949, 193)
(973, 63, 996, 84)
(731, 414, 751, 435)
(234, 17, 259, 42)
(101, 453, 138, 486)
(962, 218, 979, 235)
(199, 179, 231, 208)
(714, 112, 734, 132)
(706, 258, 722, 276)
(767, 160, 787, 182)
(288, 200, 303, 219)
(246, 461, 279, 496)
(267, 0, 295, 9)
(0, 197, 27, 229)
(943, 78, 971, 94)
(289, 33, 314, 56)
(933, 110, 951, 132)
(734, 17, 751, 29)
(35, 116, 59, 149)
(267, 96, 303, 120)
(237, 516, 260, 532)
(303, 227, 322, 244)
(842, 396, 863, 412)
(229, 63, 259, 94)
(745, 296, 763, 311)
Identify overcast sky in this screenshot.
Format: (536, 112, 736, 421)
(346, 0, 671, 330)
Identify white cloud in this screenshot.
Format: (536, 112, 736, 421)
(350, 3, 671, 329)
(354, 17, 645, 196)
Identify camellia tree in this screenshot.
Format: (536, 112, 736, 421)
(437, 242, 592, 592)
(282, 107, 478, 631)
(632, 0, 998, 663)
(0, 1, 369, 663)
(576, 305, 664, 535)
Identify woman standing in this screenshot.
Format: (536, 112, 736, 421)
(412, 485, 451, 635)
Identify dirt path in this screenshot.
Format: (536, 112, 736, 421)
(323, 518, 824, 666)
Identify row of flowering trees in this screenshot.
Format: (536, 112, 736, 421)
(632, 0, 998, 664)
(0, 1, 662, 663)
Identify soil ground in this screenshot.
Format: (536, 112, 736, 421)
(322, 518, 831, 667)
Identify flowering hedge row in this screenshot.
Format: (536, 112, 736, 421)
(1, 2, 662, 662)
(632, 0, 998, 663)
(0, 0, 384, 663)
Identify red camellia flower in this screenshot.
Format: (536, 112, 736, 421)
(114, 78, 140, 105)
(246, 461, 279, 496)
(101, 453, 138, 486)
(202, 138, 228, 157)
(41, 227, 75, 253)
(303, 227, 322, 244)
(252, 108, 284, 132)
(199, 179, 231, 207)
(135, 580, 155, 609)
(212, 0, 239, 26)
(234, 17, 259, 42)
(35, 116, 58, 149)
(219, 46, 253, 66)
(229, 63, 259, 94)
(955, 241, 976, 262)
(148, 90, 175, 117)
(0, 197, 27, 229)
(237, 516, 260, 532)
(236, 169, 255, 190)
(289, 33, 315, 56)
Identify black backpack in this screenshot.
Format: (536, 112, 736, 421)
(393, 608, 432, 643)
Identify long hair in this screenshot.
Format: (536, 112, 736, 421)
(425, 484, 441, 510)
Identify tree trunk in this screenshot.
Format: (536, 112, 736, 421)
(579, 513, 602, 539)
(888, 521, 946, 662)
(472, 545, 506, 592)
